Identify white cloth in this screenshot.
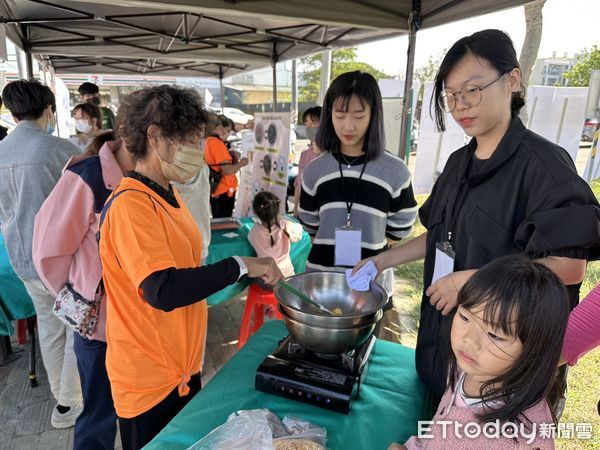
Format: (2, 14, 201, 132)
(21, 277, 82, 406)
(345, 261, 378, 291)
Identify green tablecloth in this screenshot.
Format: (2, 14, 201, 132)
(145, 321, 426, 450)
(206, 217, 311, 306)
(0, 234, 36, 336)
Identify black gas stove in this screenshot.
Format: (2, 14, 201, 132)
(255, 335, 376, 414)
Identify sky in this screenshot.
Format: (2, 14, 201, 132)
(356, 0, 600, 77)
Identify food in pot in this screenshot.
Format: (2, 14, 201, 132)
(330, 307, 343, 316)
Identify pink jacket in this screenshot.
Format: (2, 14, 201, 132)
(404, 372, 555, 449)
(563, 284, 600, 366)
(33, 141, 124, 341)
(248, 219, 302, 278)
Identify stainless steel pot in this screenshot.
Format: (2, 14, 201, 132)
(279, 307, 383, 354)
(274, 271, 388, 329)
(278, 303, 379, 328)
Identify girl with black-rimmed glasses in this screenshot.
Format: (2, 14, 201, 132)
(354, 29, 600, 414)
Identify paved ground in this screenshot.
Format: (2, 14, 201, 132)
(0, 286, 407, 450)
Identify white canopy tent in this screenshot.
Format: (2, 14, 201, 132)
(0, 0, 534, 154)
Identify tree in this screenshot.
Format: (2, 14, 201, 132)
(518, 0, 546, 124)
(564, 46, 600, 87)
(299, 48, 389, 102)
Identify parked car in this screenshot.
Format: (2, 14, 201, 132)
(219, 107, 254, 125)
(582, 118, 599, 142)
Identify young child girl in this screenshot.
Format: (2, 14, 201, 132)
(248, 191, 303, 287)
(389, 254, 569, 449)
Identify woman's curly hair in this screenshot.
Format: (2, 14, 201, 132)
(118, 85, 208, 162)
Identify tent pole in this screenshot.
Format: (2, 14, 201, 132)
(399, 1, 421, 164)
(319, 50, 332, 104)
(272, 41, 278, 112)
(25, 50, 34, 80)
(219, 65, 225, 110)
(291, 59, 298, 123)
(272, 62, 278, 112)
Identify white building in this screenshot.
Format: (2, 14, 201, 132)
(530, 52, 576, 87)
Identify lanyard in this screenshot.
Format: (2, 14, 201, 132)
(444, 156, 478, 245)
(337, 155, 367, 227)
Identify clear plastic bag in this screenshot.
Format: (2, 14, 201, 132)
(186, 409, 327, 450)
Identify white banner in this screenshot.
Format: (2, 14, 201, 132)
(412, 84, 589, 194)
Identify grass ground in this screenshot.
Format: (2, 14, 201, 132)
(392, 183, 600, 449)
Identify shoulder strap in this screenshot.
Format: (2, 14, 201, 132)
(96, 188, 143, 243)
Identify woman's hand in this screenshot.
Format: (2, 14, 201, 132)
(244, 257, 283, 285)
(426, 269, 477, 315)
(352, 254, 385, 276)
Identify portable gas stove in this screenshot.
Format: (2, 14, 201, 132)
(255, 334, 376, 414)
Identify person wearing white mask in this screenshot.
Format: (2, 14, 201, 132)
(293, 106, 322, 217)
(97, 85, 283, 450)
(71, 103, 105, 151)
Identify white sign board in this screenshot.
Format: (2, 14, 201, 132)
(233, 113, 291, 217)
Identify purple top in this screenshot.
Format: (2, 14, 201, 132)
(563, 283, 600, 366)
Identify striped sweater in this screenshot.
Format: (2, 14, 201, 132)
(299, 151, 417, 272)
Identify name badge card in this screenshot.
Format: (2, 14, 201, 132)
(335, 227, 362, 266)
(432, 241, 455, 284)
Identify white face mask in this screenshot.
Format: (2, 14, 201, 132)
(155, 140, 204, 183)
(75, 119, 92, 133)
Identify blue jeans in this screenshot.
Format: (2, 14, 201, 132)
(73, 333, 117, 450)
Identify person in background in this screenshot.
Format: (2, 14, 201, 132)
(71, 102, 104, 150)
(0, 79, 82, 428)
(173, 128, 212, 264)
(78, 82, 115, 130)
(389, 256, 568, 449)
(217, 114, 240, 163)
(204, 112, 248, 218)
(98, 85, 282, 449)
(293, 106, 322, 217)
(249, 191, 303, 288)
(33, 107, 135, 449)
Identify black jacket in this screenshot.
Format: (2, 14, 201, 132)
(417, 115, 600, 398)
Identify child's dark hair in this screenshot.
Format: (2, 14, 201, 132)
(432, 29, 525, 132)
(448, 254, 569, 426)
(316, 71, 384, 161)
(252, 191, 281, 247)
(302, 106, 322, 124)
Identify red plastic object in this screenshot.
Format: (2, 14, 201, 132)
(238, 283, 281, 349)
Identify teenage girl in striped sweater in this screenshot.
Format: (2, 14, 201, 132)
(298, 70, 418, 302)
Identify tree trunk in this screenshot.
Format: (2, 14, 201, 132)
(518, 0, 546, 125)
